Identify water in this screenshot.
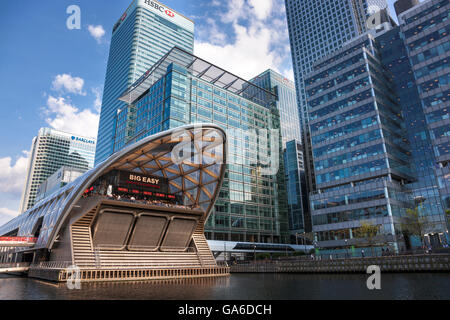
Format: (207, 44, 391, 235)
(0, 273, 449, 300)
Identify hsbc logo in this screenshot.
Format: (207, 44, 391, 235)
(144, 0, 175, 18)
(121, 13, 127, 21)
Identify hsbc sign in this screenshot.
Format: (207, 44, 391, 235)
(144, 0, 175, 18)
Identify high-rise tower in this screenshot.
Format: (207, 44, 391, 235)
(285, 0, 389, 194)
(95, 0, 194, 165)
(19, 128, 96, 212)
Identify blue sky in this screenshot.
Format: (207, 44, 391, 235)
(0, 0, 399, 223)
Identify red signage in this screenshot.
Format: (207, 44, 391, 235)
(165, 10, 175, 17)
(0, 237, 37, 243)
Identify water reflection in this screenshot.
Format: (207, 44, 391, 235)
(0, 273, 449, 300)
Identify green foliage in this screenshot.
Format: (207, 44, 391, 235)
(400, 207, 427, 239)
(354, 221, 380, 241)
(354, 221, 381, 255)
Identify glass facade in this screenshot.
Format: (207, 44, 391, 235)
(285, 0, 389, 197)
(306, 34, 414, 252)
(19, 128, 96, 213)
(305, 0, 450, 251)
(112, 49, 289, 244)
(398, 0, 450, 243)
(250, 71, 308, 238)
(250, 70, 301, 148)
(95, 0, 194, 165)
(284, 140, 310, 237)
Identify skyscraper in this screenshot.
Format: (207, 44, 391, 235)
(285, 0, 389, 194)
(396, 0, 450, 244)
(250, 69, 301, 148)
(305, 0, 450, 252)
(250, 70, 307, 239)
(19, 128, 96, 212)
(306, 33, 413, 254)
(95, 0, 194, 165)
(284, 139, 310, 238)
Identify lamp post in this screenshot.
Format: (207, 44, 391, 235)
(253, 245, 256, 264)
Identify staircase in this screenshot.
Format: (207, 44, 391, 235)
(95, 251, 201, 268)
(71, 207, 97, 268)
(192, 220, 217, 267)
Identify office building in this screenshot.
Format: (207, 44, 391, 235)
(284, 140, 310, 240)
(285, 0, 389, 198)
(306, 33, 414, 253)
(305, 0, 450, 252)
(19, 128, 96, 212)
(251, 71, 307, 240)
(250, 69, 301, 148)
(95, 0, 194, 165)
(114, 47, 290, 245)
(396, 0, 450, 244)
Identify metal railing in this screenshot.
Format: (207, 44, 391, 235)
(93, 245, 197, 252)
(30, 261, 73, 270)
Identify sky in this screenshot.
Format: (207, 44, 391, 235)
(0, 0, 399, 224)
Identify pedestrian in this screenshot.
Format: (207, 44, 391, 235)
(361, 249, 365, 258)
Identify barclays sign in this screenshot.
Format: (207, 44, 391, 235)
(71, 136, 96, 145)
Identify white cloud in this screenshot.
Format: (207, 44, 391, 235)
(0, 151, 29, 196)
(0, 208, 18, 225)
(44, 95, 99, 138)
(88, 25, 106, 43)
(221, 0, 245, 23)
(195, 0, 292, 81)
(249, 0, 274, 20)
(92, 87, 103, 112)
(52, 74, 86, 96)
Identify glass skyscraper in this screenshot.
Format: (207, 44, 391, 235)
(396, 0, 450, 244)
(284, 140, 310, 238)
(250, 70, 308, 238)
(306, 33, 414, 254)
(305, 0, 450, 252)
(19, 128, 96, 213)
(250, 69, 301, 148)
(285, 0, 389, 194)
(95, 0, 194, 165)
(113, 47, 289, 244)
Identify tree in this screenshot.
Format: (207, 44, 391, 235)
(354, 221, 381, 256)
(400, 207, 427, 250)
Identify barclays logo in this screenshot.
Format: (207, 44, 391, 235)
(71, 136, 95, 145)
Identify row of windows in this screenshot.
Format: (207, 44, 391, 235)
(313, 205, 388, 226)
(315, 144, 385, 172)
(313, 129, 382, 158)
(311, 189, 386, 211)
(311, 116, 378, 144)
(316, 159, 387, 185)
